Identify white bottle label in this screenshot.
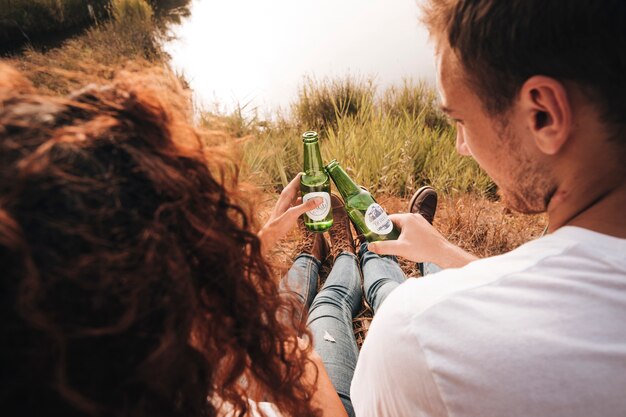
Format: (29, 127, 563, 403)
(365, 203, 393, 235)
(303, 192, 331, 221)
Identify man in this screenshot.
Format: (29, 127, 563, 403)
(351, 1, 626, 416)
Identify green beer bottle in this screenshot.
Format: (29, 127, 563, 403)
(325, 159, 400, 242)
(300, 131, 333, 232)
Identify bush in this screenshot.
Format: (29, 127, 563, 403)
(0, 0, 189, 51)
(380, 79, 448, 130)
(292, 75, 375, 134)
(0, 0, 106, 48)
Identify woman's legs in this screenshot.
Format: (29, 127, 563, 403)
(279, 253, 321, 324)
(306, 252, 362, 417)
(280, 249, 361, 417)
(308, 242, 408, 415)
(284, 194, 411, 416)
(359, 242, 407, 314)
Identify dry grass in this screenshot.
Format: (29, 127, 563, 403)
(435, 195, 547, 258)
(261, 193, 547, 346)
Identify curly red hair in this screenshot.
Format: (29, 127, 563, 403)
(0, 64, 318, 417)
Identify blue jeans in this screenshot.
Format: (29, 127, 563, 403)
(280, 242, 409, 417)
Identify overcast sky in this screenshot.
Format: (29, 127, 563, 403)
(165, 0, 436, 114)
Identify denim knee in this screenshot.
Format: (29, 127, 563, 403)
(310, 285, 361, 317)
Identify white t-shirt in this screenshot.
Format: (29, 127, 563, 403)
(351, 226, 626, 417)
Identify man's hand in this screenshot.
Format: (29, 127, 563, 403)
(368, 213, 477, 269)
(258, 173, 323, 255)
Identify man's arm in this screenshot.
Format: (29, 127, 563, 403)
(368, 213, 477, 269)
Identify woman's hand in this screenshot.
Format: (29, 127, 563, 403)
(258, 173, 324, 256)
(367, 213, 478, 269)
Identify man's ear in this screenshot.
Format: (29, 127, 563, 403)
(519, 76, 572, 155)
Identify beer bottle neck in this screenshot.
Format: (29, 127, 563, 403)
(303, 140, 324, 175)
(326, 162, 361, 198)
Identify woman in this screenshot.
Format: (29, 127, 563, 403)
(0, 64, 346, 417)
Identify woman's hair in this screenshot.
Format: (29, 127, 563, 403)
(0, 64, 318, 417)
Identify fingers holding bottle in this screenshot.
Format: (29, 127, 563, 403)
(369, 213, 478, 268)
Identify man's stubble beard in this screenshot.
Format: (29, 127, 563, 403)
(494, 123, 557, 215)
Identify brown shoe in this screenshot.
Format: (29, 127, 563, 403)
(328, 194, 355, 261)
(294, 217, 328, 261)
(408, 186, 438, 224)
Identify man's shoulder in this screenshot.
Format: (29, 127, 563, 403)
(381, 232, 564, 319)
(383, 225, 626, 321)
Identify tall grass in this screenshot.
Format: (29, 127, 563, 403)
(380, 79, 448, 130)
(101, 0, 157, 58)
(111, 0, 153, 24)
(292, 75, 375, 134)
(238, 77, 493, 197)
(322, 109, 491, 196)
